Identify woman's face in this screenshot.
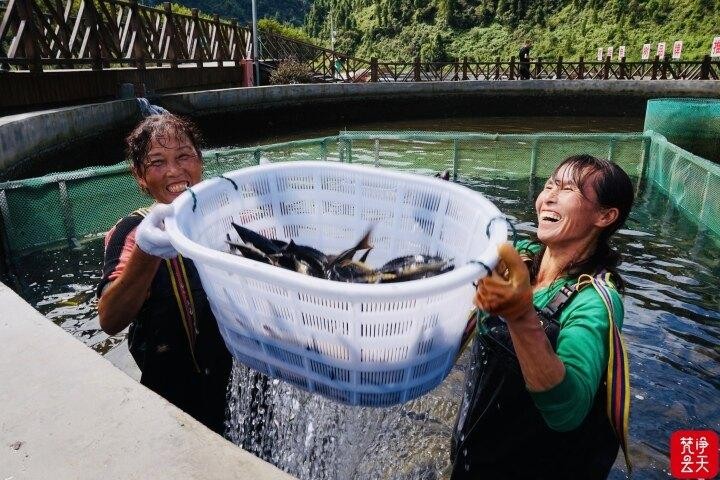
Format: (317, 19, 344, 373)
(534, 164, 608, 250)
(135, 133, 202, 204)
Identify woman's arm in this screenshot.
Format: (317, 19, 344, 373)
(476, 243, 618, 431)
(506, 309, 566, 391)
(475, 243, 566, 391)
(98, 246, 161, 336)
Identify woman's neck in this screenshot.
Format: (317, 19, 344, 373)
(534, 240, 597, 290)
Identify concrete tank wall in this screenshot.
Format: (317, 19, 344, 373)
(0, 280, 293, 480)
(2, 80, 719, 176)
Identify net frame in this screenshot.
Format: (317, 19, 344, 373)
(2, 130, 717, 255)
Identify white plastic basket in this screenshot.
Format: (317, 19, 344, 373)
(162, 161, 507, 407)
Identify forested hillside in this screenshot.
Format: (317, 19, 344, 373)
(144, 0, 311, 25)
(303, 0, 718, 61)
(159, 0, 717, 62)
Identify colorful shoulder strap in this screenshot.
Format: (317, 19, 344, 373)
(577, 272, 632, 474)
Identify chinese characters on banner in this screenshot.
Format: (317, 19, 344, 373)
(712, 37, 720, 58)
(673, 41, 683, 59)
(597, 48, 603, 61)
(618, 46, 626, 59)
(642, 44, 652, 60)
(670, 430, 719, 479)
(607, 47, 614, 59)
(657, 42, 666, 58)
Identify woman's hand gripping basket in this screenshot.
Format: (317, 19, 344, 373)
(162, 162, 507, 407)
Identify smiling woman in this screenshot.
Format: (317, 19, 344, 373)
(451, 154, 636, 479)
(127, 116, 204, 205)
(96, 114, 232, 434)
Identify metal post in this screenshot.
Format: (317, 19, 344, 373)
(330, 0, 335, 52)
(698, 171, 713, 225)
(529, 139, 539, 179)
(607, 138, 616, 162)
(0, 190, 15, 252)
(320, 139, 327, 161)
(251, 0, 260, 85)
(635, 135, 651, 197)
(452, 139, 459, 181)
(58, 181, 80, 249)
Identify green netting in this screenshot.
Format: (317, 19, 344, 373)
(1, 130, 715, 255)
(645, 131, 720, 238)
(644, 98, 720, 162)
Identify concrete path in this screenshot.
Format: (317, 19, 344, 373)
(0, 281, 293, 480)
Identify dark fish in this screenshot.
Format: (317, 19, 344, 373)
(328, 261, 396, 283)
(284, 240, 329, 269)
(382, 263, 454, 282)
(327, 229, 373, 269)
(380, 254, 454, 282)
(342, 271, 397, 284)
(381, 254, 444, 271)
(227, 239, 274, 264)
(294, 258, 326, 277)
(435, 170, 451, 181)
(327, 260, 375, 282)
(231, 222, 284, 255)
(272, 252, 301, 271)
(272, 238, 290, 249)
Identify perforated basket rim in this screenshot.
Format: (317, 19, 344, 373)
(164, 161, 507, 299)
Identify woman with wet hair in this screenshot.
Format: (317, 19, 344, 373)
(97, 114, 231, 434)
(451, 154, 634, 479)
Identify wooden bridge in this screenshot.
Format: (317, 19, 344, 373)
(1, 0, 719, 111)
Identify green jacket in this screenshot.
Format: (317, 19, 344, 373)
(516, 240, 625, 432)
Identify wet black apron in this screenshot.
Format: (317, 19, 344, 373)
(451, 279, 627, 479)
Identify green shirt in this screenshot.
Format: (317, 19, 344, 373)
(514, 240, 625, 432)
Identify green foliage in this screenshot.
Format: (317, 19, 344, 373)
(259, 18, 315, 43)
(269, 58, 314, 84)
(300, 0, 719, 61)
(150, 0, 717, 61)
(143, 0, 311, 25)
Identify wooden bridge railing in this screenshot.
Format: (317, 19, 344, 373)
(0, 0, 251, 71)
(368, 55, 719, 82)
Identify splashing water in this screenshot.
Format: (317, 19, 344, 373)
(225, 359, 468, 480)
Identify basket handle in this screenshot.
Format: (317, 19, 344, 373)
(135, 203, 177, 259)
(468, 216, 515, 278)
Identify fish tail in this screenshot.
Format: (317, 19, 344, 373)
(356, 229, 373, 251)
(358, 247, 373, 263)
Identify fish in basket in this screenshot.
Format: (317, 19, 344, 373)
(156, 161, 507, 407)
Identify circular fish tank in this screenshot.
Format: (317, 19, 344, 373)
(2, 114, 719, 480)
